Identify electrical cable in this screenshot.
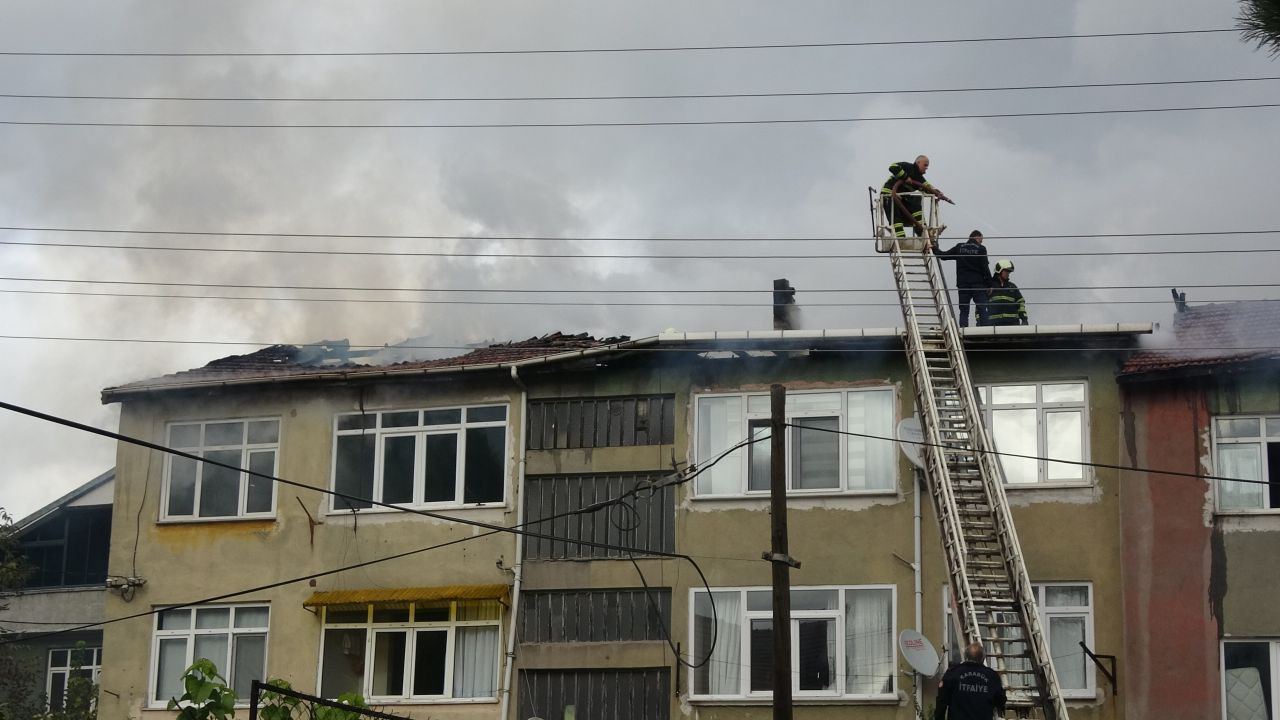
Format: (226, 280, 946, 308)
(4, 75, 1275, 103)
(0, 27, 1235, 57)
(2, 101, 1276, 128)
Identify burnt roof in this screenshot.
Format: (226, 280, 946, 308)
(102, 332, 628, 401)
(1121, 300, 1280, 377)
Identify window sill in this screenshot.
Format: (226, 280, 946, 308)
(1003, 482, 1093, 491)
(360, 697, 499, 705)
(1215, 509, 1280, 515)
(325, 503, 507, 517)
(692, 490, 899, 501)
(156, 515, 277, 525)
(688, 694, 897, 706)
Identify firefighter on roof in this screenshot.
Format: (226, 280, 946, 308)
(987, 259, 1029, 326)
(881, 155, 952, 237)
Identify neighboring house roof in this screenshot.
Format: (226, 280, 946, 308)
(1121, 301, 1280, 378)
(15, 468, 115, 533)
(102, 323, 1154, 401)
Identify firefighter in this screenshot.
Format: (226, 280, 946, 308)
(987, 259, 1028, 326)
(934, 643, 1007, 720)
(881, 155, 952, 237)
(933, 230, 990, 327)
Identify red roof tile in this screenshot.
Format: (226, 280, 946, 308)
(1121, 301, 1280, 376)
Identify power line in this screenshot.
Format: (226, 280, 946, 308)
(0, 28, 1236, 58)
(5, 75, 1275, 103)
(2, 238, 1280, 260)
(2, 102, 1276, 129)
(2, 224, 1277, 243)
(1, 288, 1274, 308)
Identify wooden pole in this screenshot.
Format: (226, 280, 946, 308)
(769, 383, 793, 719)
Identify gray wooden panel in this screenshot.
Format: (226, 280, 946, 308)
(519, 589, 671, 643)
(522, 473, 675, 560)
(517, 668, 670, 720)
(526, 395, 676, 450)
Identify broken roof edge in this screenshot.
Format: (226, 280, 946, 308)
(101, 322, 1155, 403)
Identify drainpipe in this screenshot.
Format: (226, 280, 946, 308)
(913, 469, 924, 713)
(499, 365, 528, 720)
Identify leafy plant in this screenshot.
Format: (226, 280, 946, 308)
(166, 659, 236, 720)
(32, 643, 98, 720)
(1239, 0, 1280, 57)
(254, 678, 373, 720)
(313, 692, 370, 720)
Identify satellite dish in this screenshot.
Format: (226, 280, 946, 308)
(897, 417, 926, 470)
(899, 629, 940, 676)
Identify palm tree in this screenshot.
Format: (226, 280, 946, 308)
(1238, 0, 1280, 57)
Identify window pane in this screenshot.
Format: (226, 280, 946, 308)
(1218, 444, 1265, 510)
(846, 589, 893, 695)
(49, 671, 67, 711)
(169, 424, 201, 448)
(413, 630, 448, 696)
(235, 606, 270, 629)
(247, 420, 279, 445)
(246, 451, 275, 513)
(694, 592, 741, 696)
(50, 649, 68, 667)
(231, 634, 266, 697)
(992, 409, 1038, 483)
(194, 634, 228, 667)
(991, 385, 1036, 405)
(1045, 411, 1084, 481)
(168, 457, 198, 516)
(747, 420, 772, 492)
(371, 632, 407, 696)
(797, 619, 835, 691)
(696, 397, 743, 495)
(199, 449, 243, 517)
(456, 600, 502, 622)
(1049, 616, 1086, 690)
(1267, 418, 1280, 438)
(467, 406, 507, 423)
(337, 414, 376, 431)
(334, 435, 376, 510)
(205, 422, 244, 447)
(424, 409, 462, 426)
(453, 626, 499, 698)
(746, 591, 771, 613)
(463, 427, 505, 503)
(1045, 586, 1089, 608)
(382, 411, 419, 429)
(321, 629, 366, 699)
(749, 619, 773, 692)
(414, 606, 450, 623)
(847, 390, 896, 491)
(1042, 383, 1085, 404)
(195, 608, 230, 629)
(382, 436, 417, 505)
(155, 637, 187, 701)
(1224, 641, 1273, 720)
(792, 417, 840, 490)
(158, 608, 191, 630)
(789, 392, 841, 413)
(791, 590, 838, 611)
(747, 395, 770, 415)
(424, 434, 458, 503)
(326, 609, 368, 624)
(1218, 418, 1262, 439)
(373, 608, 410, 623)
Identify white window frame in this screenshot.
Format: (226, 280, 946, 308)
(161, 417, 281, 522)
(46, 646, 101, 711)
(942, 582, 1095, 699)
(148, 604, 270, 709)
(1221, 639, 1280, 720)
(688, 585, 897, 702)
(329, 404, 510, 513)
(315, 601, 502, 704)
(693, 387, 898, 497)
(1211, 414, 1280, 513)
(977, 381, 1091, 486)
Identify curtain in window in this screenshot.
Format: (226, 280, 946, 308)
(452, 626, 499, 698)
(847, 391, 895, 490)
(694, 592, 741, 695)
(1218, 444, 1264, 510)
(696, 397, 743, 495)
(1049, 616, 1086, 690)
(844, 589, 893, 695)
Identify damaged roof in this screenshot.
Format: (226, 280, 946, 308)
(101, 332, 630, 401)
(1121, 300, 1280, 378)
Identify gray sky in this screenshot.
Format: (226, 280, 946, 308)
(1, 0, 1276, 519)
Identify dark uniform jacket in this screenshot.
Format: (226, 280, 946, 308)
(936, 240, 990, 288)
(987, 277, 1028, 324)
(934, 661, 1007, 720)
(882, 161, 929, 194)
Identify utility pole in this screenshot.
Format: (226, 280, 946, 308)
(765, 383, 797, 719)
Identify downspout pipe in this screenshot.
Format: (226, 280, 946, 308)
(914, 468, 924, 714)
(499, 365, 528, 720)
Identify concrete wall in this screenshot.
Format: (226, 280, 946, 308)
(100, 374, 524, 720)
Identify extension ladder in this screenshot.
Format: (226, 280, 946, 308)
(870, 190, 1069, 719)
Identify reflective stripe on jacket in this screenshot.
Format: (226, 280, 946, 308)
(987, 278, 1027, 321)
(881, 161, 930, 194)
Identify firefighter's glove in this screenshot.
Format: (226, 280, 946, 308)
(1020, 317, 1030, 326)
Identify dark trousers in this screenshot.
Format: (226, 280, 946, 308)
(882, 193, 923, 237)
(956, 287, 989, 327)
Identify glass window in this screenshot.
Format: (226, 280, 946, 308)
(47, 646, 101, 712)
(691, 586, 894, 699)
(152, 604, 268, 707)
(320, 600, 501, 702)
(331, 405, 509, 511)
(1214, 415, 1280, 512)
(162, 418, 280, 520)
(694, 389, 897, 496)
(980, 382, 1089, 485)
(1223, 641, 1274, 720)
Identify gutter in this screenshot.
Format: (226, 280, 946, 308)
(498, 365, 528, 720)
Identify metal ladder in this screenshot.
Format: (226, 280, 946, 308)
(871, 190, 1069, 719)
